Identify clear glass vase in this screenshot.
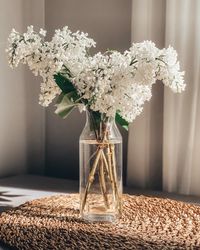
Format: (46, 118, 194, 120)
(79, 110, 123, 222)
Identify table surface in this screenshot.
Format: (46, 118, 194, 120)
(0, 174, 200, 250)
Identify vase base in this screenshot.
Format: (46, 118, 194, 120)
(82, 213, 118, 223)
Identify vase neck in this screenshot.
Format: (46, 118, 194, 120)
(86, 110, 114, 124)
(85, 110, 115, 141)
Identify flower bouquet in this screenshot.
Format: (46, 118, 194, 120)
(7, 26, 185, 222)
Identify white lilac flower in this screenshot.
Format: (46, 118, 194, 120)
(6, 26, 185, 123)
(133, 61, 156, 85)
(39, 28, 47, 37)
(7, 26, 95, 106)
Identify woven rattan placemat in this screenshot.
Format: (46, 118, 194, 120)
(0, 194, 200, 249)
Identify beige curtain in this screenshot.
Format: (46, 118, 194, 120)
(163, 0, 200, 195)
(127, 0, 200, 196)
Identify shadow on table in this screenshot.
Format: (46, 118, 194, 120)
(0, 241, 17, 250)
(0, 191, 23, 213)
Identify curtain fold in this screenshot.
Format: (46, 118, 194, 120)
(127, 0, 166, 189)
(163, 0, 200, 195)
(127, 0, 200, 196)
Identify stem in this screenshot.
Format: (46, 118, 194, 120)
(110, 144, 121, 213)
(84, 148, 99, 169)
(80, 117, 120, 214)
(80, 148, 103, 213)
(80, 122, 108, 213)
(101, 150, 111, 181)
(99, 154, 109, 208)
(106, 145, 116, 204)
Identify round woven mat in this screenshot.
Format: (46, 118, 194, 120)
(0, 194, 200, 250)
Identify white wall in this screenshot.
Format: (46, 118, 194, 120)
(0, 0, 45, 176)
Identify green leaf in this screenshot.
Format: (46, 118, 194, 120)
(55, 91, 77, 119)
(115, 112, 129, 131)
(54, 73, 76, 94)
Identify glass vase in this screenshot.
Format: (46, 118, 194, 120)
(79, 110, 123, 222)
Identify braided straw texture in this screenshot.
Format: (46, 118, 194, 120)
(0, 194, 200, 249)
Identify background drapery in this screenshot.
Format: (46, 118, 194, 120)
(1, 0, 199, 195)
(127, 0, 200, 196)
